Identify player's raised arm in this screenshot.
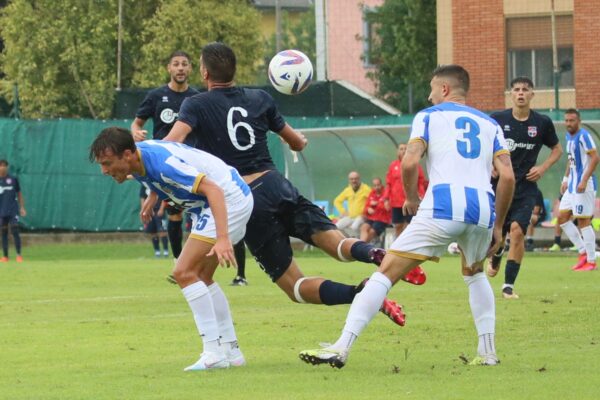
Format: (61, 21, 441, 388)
(164, 121, 193, 143)
(278, 123, 307, 151)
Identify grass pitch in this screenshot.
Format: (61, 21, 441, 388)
(0, 243, 598, 399)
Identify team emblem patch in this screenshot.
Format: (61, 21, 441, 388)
(160, 108, 176, 124)
(527, 126, 538, 137)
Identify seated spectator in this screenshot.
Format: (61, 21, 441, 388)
(359, 178, 391, 243)
(334, 171, 371, 237)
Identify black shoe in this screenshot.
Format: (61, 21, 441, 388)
(230, 276, 248, 286)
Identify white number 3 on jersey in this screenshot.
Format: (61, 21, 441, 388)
(227, 107, 256, 151)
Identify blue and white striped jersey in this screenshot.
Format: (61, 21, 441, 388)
(409, 102, 509, 228)
(565, 128, 597, 193)
(133, 140, 250, 213)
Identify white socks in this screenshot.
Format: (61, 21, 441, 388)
(208, 282, 238, 346)
(181, 281, 220, 351)
(560, 221, 585, 254)
(463, 273, 496, 356)
(581, 226, 596, 262)
(332, 272, 392, 352)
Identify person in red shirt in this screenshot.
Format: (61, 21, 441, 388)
(360, 178, 391, 243)
(383, 143, 427, 238)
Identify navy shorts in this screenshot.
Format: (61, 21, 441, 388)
(0, 215, 19, 227)
(244, 170, 337, 282)
(365, 219, 388, 236)
(504, 184, 537, 235)
(392, 207, 412, 224)
(144, 216, 165, 234)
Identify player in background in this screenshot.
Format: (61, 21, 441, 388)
(556, 109, 599, 271)
(384, 143, 427, 238)
(487, 77, 562, 299)
(90, 127, 252, 371)
(130, 51, 200, 270)
(157, 42, 427, 325)
(359, 177, 391, 244)
(139, 184, 169, 257)
(0, 159, 26, 263)
(299, 64, 515, 369)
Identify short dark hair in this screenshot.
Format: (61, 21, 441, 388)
(432, 64, 470, 93)
(201, 42, 236, 83)
(0, 159, 8, 166)
(510, 76, 534, 89)
(89, 127, 136, 162)
(565, 108, 580, 118)
(168, 50, 191, 64)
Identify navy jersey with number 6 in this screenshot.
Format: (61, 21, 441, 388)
(178, 87, 286, 175)
(491, 109, 559, 185)
(135, 85, 200, 141)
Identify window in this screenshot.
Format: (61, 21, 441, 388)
(507, 47, 574, 88)
(362, 8, 380, 67)
(506, 16, 574, 89)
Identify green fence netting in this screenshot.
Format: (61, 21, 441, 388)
(1, 113, 599, 231)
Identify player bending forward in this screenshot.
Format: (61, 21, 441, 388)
(90, 127, 252, 371)
(299, 65, 515, 368)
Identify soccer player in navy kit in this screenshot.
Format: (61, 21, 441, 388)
(487, 77, 563, 299)
(0, 159, 26, 263)
(131, 51, 200, 267)
(159, 42, 423, 325)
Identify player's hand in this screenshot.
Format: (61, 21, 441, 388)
(526, 165, 545, 182)
(486, 226, 503, 258)
(576, 182, 586, 193)
(560, 182, 568, 195)
(19, 207, 26, 217)
(367, 207, 375, 215)
(140, 192, 158, 223)
(402, 197, 420, 216)
(208, 237, 237, 268)
(132, 129, 148, 142)
(384, 200, 391, 211)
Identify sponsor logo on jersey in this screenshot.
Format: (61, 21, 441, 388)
(528, 126, 538, 137)
(503, 125, 511, 131)
(160, 108, 178, 124)
(162, 96, 169, 103)
(505, 138, 536, 151)
(0, 185, 14, 194)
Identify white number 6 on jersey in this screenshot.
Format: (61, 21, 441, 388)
(227, 107, 255, 151)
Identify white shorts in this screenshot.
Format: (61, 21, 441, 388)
(559, 191, 596, 218)
(189, 194, 253, 245)
(389, 215, 492, 267)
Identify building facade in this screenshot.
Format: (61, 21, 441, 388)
(438, 0, 600, 111)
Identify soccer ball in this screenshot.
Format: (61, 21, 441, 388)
(447, 242, 461, 255)
(268, 50, 313, 95)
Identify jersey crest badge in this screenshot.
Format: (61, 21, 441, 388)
(503, 125, 511, 131)
(527, 126, 538, 137)
(162, 96, 169, 103)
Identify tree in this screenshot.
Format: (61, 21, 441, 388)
(365, 0, 436, 113)
(133, 0, 263, 88)
(0, 0, 131, 118)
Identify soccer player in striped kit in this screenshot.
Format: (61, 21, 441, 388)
(300, 65, 515, 368)
(556, 108, 599, 271)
